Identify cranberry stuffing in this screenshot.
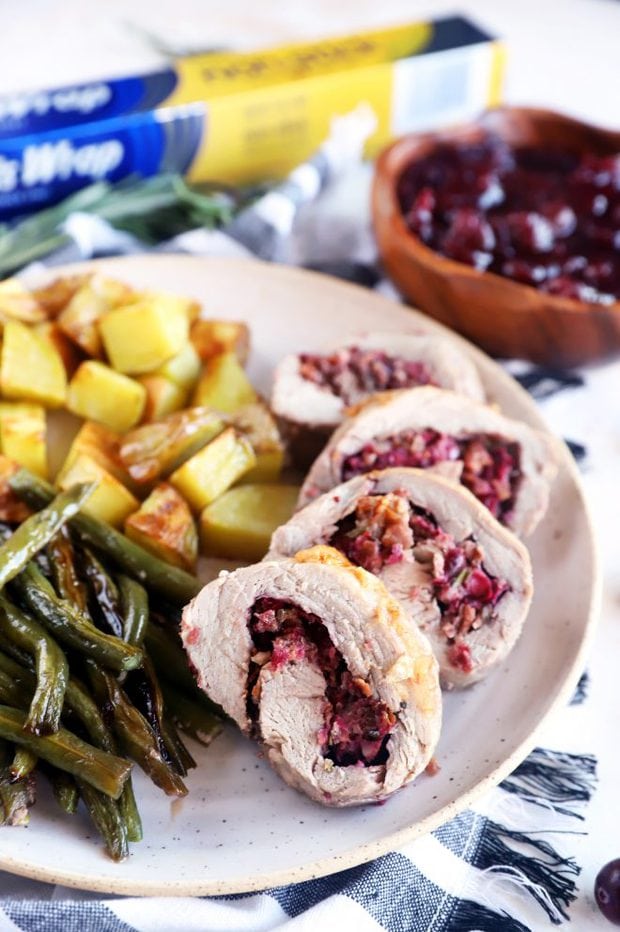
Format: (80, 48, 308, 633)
(247, 597, 396, 767)
(298, 346, 434, 406)
(341, 429, 521, 523)
(595, 859, 620, 925)
(329, 493, 510, 652)
(397, 134, 620, 303)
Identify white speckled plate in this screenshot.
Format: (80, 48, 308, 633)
(0, 255, 600, 896)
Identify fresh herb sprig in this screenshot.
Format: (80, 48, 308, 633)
(0, 173, 238, 279)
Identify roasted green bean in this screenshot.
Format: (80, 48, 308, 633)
(48, 768, 79, 815)
(0, 468, 231, 855)
(64, 676, 115, 752)
(124, 656, 171, 761)
(9, 470, 200, 604)
(0, 594, 68, 735)
(10, 747, 37, 781)
(160, 715, 196, 775)
(0, 739, 35, 827)
(0, 771, 35, 826)
(161, 683, 223, 747)
(118, 780, 143, 844)
(79, 546, 124, 638)
(0, 651, 113, 756)
(77, 779, 129, 862)
(0, 484, 95, 589)
(47, 527, 88, 611)
(0, 706, 131, 799)
(0, 654, 33, 708)
(13, 562, 142, 672)
(0, 648, 142, 839)
(118, 574, 149, 648)
(88, 665, 187, 798)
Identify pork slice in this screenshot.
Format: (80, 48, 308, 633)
(181, 547, 442, 806)
(353, 331, 485, 403)
(268, 468, 533, 688)
(297, 385, 559, 537)
(270, 333, 485, 469)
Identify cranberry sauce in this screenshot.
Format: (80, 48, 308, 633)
(398, 134, 620, 303)
(329, 493, 509, 670)
(247, 598, 396, 766)
(298, 346, 433, 406)
(340, 429, 521, 523)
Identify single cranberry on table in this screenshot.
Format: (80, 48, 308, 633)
(595, 859, 620, 925)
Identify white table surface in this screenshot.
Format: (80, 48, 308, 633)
(0, 2, 619, 928)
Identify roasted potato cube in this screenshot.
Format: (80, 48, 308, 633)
(94, 276, 135, 308)
(0, 403, 47, 478)
(57, 279, 112, 357)
(0, 279, 47, 324)
(192, 352, 257, 413)
(230, 402, 285, 483)
(1, 320, 67, 407)
(152, 341, 201, 392)
(170, 427, 256, 511)
(124, 482, 198, 572)
(0, 454, 32, 522)
(100, 297, 189, 374)
(57, 452, 139, 527)
(200, 484, 299, 561)
(140, 292, 200, 324)
(242, 449, 285, 484)
(34, 321, 84, 377)
(138, 376, 187, 422)
(190, 319, 249, 364)
(119, 407, 224, 485)
(63, 420, 136, 490)
(67, 361, 146, 432)
(31, 275, 88, 318)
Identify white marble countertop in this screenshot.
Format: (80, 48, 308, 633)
(0, 2, 618, 927)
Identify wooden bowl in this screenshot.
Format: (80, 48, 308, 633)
(372, 107, 620, 366)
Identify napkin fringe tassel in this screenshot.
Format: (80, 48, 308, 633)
(473, 819, 579, 923)
(500, 747, 597, 819)
(447, 897, 531, 931)
(448, 749, 598, 927)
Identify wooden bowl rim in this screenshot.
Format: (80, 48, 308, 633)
(373, 105, 620, 319)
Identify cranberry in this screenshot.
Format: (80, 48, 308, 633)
(447, 641, 473, 673)
(406, 187, 436, 234)
(442, 208, 496, 262)
(506, 212, 555, 253)
(543, 203, 577, 238)
(500, 260, 548, 285)
(465, 569, 493, 601)
(595, 859, 620, 925)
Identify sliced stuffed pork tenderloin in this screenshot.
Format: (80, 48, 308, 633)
(181, 546, 441, 806)
(297, 386, 559, 537)
(271, 331, 485, 468)
(268, 469, 533, 688)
